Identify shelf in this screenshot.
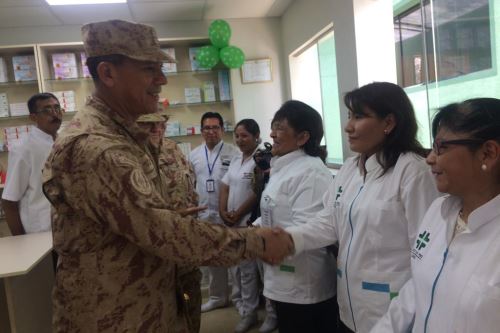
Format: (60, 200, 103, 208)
(166, 130, 233, 138)
(0, 80, 38, 87)
(0, 111, 75, 121)
(164, 69, 219, 77)
(44, 77, 92, 83)
(167, 100, 233, 109)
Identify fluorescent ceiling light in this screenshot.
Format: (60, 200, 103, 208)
(46, 0, 126, 5)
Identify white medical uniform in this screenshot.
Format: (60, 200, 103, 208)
(2, 126, 54, 233)
(371, 194, 500, 333)
(189, 140, 238, 305)
(221, 152, 259, 316)
(287, 152, 440, 332)
(259, 149, 337, 304)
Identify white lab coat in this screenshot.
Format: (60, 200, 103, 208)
(2, 126, 54, 233)
(189, 140, 238, 223)
(287, 152, 440, 332)
(221, 152, 256, 227)
(259, 149, 337, 304)
(371, 194, 500, 333)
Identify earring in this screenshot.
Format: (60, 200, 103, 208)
(384, 129, 389, 135)
(481, 164, 487, 171)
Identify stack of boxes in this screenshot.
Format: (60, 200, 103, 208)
(52, 53, 78, 80)
(0, 93, 9, 118)
(12, 55, 37, 81)
(52, 90, 76, 112)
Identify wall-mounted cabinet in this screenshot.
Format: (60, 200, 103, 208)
(0, 38, 237, 168)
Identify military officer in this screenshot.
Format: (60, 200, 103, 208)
(42, 19, 292, 333)
(137, 110, 202, 333)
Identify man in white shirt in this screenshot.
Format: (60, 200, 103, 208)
(189, 112, 239, 312)
(2, 93, 62, 235)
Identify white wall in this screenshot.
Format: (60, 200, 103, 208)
(0, 18, 285, 142)
(281, 0, 397, 159)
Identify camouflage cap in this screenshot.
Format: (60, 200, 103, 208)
(137, 110, 170, 123)
(81, 19, 175, 63)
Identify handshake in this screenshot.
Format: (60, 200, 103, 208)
(254, 227, 295, 265)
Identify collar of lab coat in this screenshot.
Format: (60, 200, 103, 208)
(441, 193, 500, 233)
(270, 149, 306, 175)
(204, 140, 223, 153)
(32, 125, 54, 145)
(361, 153, 384, 181)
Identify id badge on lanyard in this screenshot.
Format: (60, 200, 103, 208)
(206, 179, 215, 192)
(205, 143, 224, 193)
(260, 194, 273, 227)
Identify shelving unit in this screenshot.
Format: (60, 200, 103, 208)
(0, 38, 237, 187)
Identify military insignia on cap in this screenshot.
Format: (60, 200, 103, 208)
(130, 169, 153, 196)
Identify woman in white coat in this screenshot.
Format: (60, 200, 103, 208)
(285, 82, 440, 333)
(259, 100, 338, 332)
(371, 98, 500, 332)
(219, 119, 262, 333)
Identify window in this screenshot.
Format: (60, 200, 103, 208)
(289, 30, 344, 165)
(393, 0, 495, 148)
(395, 0, 492, 88)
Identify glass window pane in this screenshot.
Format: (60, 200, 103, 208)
(317, 32, 343, 164)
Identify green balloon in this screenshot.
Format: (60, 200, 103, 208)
(196, 45, 219, 69)
(209, 20, 232, 48)
(220, 46, 245, 69)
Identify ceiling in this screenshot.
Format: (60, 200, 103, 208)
(0, 0, 294, 28)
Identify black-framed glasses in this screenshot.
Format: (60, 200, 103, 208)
(202, 125, 221, 132)
(432, 138, 484, 156)
(34, 105, 63, 115)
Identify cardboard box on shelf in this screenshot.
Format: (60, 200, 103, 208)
(0, 57, 8, 83)
(203, 81, 216, 102)
(52, 53, 78, 80)
(161, 48, 177, 74)
(166, 121, 180, 137)
(188, 47, 210, 71)
(218, 70, 231, 101)
(9, 103, 29, 116)
(52, 90, 77, 112)
(12, 55, 37, 82)
(184, 87, 201, 104)
(80, 52, 91, 78)
(0, 93, 9, 117)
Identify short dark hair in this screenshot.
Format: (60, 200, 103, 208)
(86, 54, 127, 82)
(235, 119, 260, 137)
(201, 112, 224, 128)
(272, 100, 327, 162)
(27, 93, 59, 114)
(344, 82, 426, 174)
(432, 98, 500, 146)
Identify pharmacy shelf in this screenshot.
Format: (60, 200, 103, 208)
(0, 80, 38, 87)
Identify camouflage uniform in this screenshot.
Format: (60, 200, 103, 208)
(156, 138, 202, 333)
(43, 97, 264, 332)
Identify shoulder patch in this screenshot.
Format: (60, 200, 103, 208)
(130, 169, 153, 196)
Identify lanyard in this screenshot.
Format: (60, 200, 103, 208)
(204, 143, 224, 177)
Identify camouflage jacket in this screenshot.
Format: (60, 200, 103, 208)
(156, 139, 201, 333)
(42, 96, 264, 333)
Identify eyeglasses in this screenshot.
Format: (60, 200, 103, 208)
(432, 138, 484, 156)
(33, 105, 63, 115)
(202, 125, 221, 132)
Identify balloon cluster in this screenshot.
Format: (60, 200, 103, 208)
(196, 20, 245, 69)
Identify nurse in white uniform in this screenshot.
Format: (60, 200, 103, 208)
(219, 118, 262, 333)
(371, 98, 500, 333)
(259, 100, 338, 333)
(285, 82, 440, 333)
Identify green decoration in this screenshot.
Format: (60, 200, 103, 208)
(219, 46, 245, 69)
(209, 20, 232, 48)
(196, 45, 220, 69)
